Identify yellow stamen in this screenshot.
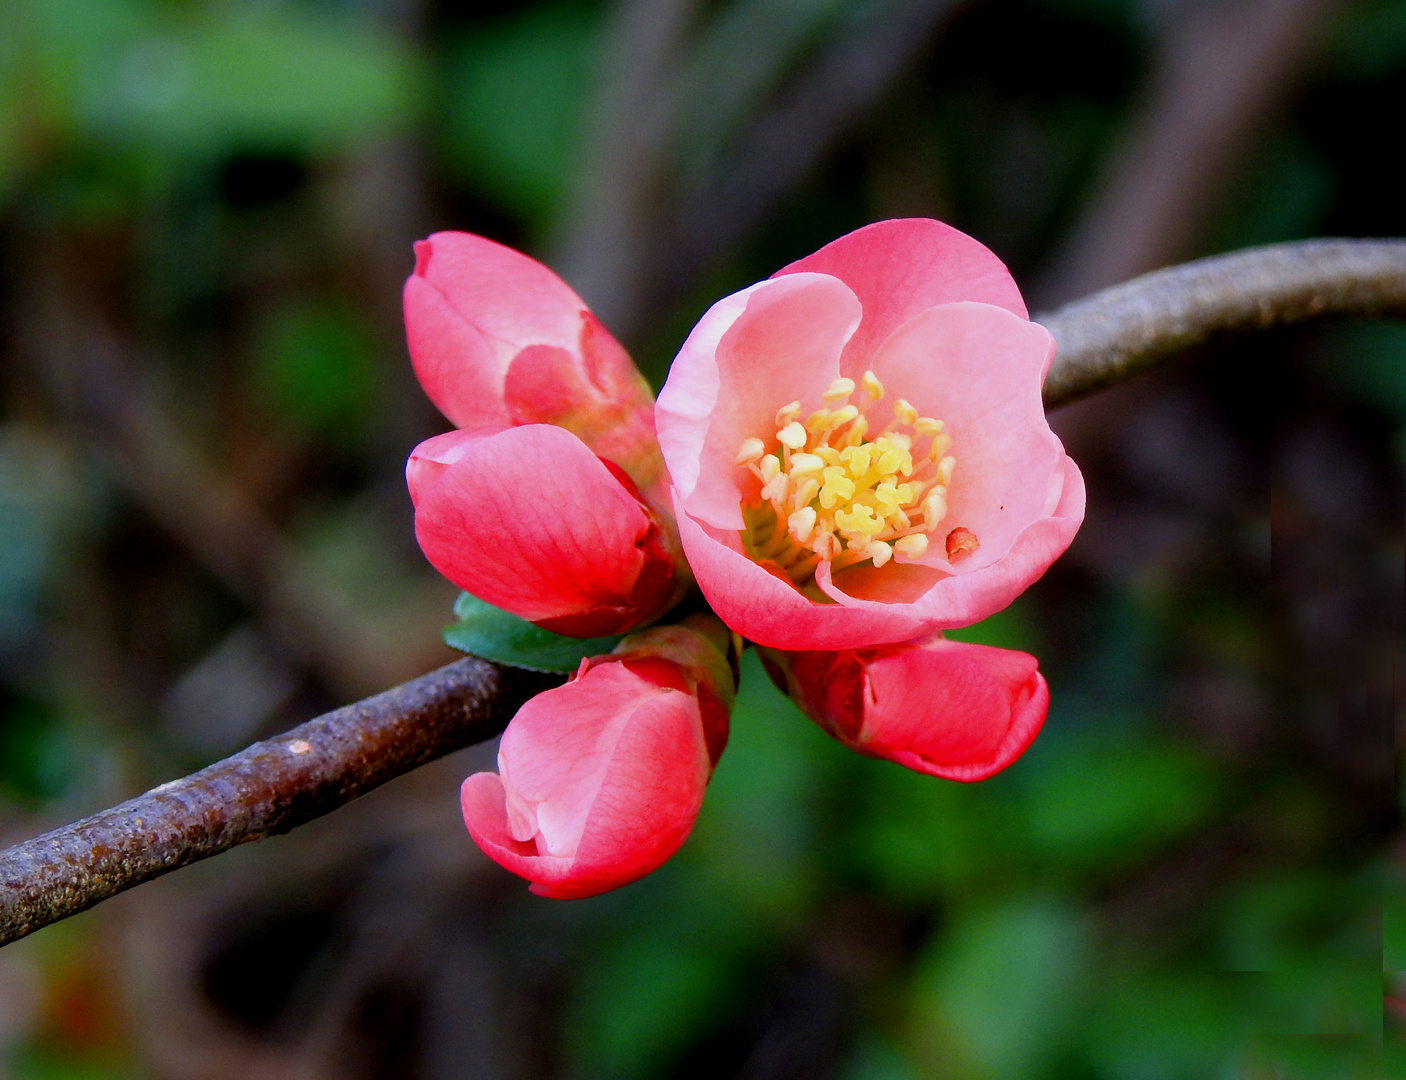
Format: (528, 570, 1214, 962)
(788, 506, 818, 543)
(865, 540, 893, 568)
(775, 401, 802, 428)
(777, 422, 807, 449)
(789, 453, 825, 476)
(895, 533, 929, 560)
(734, 437, 765, 465)
(739, 386, 974, 580)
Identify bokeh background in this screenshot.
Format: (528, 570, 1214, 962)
(1, 0, 1403, 1076)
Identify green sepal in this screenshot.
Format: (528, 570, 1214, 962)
(443, 592, 623, 674)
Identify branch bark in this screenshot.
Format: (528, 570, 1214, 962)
(1, 237, 1404, 949)
(1041, 238, 1406, 409)
(0, 659, 556, 947)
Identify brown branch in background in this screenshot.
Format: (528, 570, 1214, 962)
(656, 0, 967, 324)
(0, 237, 1403, 949)
(0, 658, 556, 947)
(1034, 0, 1341, 309)
(1040, 238, 1406, 409)
(26, 283, 420, 700)
(552, 0, 703, 334)
(555, 0, 970, 341)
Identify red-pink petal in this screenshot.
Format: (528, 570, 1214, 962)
(816, 455, 1085, 628)
(461, 660, 711, 899)
(862, 301, 1061, 564)
(857, 637, 1048, 781)
(404, 274, 511, 430)
(405, 232, 588, 428)
(408, 425, 650, 624)
(774, 218, 1027, 375)
(673, 490, 927, 650)
(658, 273, 860, 530)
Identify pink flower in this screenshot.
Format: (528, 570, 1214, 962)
(761, 633, 1047, 781)
(461, 618, 735, 898)
(656, 218, 1084, 651)
(404, 231, 688, 634)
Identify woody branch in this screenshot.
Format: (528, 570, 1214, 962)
(1, 237, 1403, 949)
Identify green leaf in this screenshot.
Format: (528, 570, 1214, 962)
(443, 592, 621, 673)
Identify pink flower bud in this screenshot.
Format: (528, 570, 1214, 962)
(462, 619, 735, 898)
(762, 632, 1048, 781)
(404, 231, 666, 502)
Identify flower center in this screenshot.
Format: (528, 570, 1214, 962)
(735, 371, 978, 585)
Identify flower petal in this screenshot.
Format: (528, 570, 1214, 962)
(865, 301, 1061, 562)
(409, 425, 651, 625)
(465, 659, 712, 900)
(405, 232, 588, 428)
(461, 771, 573, 883)
(774, 218, 1027, 375)
(499, 662, 666, 858)
(674, 491, 927, 649)
(658, 273, 861, 530)
(404, 273, 510, 430)
(817, 454, 1084, 628)
(859, 638, 1048, 781)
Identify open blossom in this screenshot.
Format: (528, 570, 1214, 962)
(762, 633, 1047, 781)
(461, 618, 735, 899)
(656, 218, 1084, 651)
(404, 231, 687, 635)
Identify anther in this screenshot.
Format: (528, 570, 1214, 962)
(893, 399, 918, 426)
(922, 489, 947, 528)
(759, 454, 781, 482)
(761, 472, 790, 503)
(861, 370, 884, 400)
(946, 527, 979, 561)
(788, 506, 818, 544)
(792, 477, 820, 511)
(789, 453, 824, 476)
(775, 401, 802, 428)
(894, 534, 929, 560)
(734, 437, 765, 466)
(865, 541, 893, 568)
(914, 417, 944, 436)
(823, 377, 856, 402)
(829, 404, 859, 427)
(777, 422, 807, 449)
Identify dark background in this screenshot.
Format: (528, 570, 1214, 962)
(0, 0, 1402, 1076)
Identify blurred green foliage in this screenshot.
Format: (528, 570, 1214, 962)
(442, 1, 600, 234)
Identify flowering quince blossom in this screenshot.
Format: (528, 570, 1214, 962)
(761, 633, 1048, 782)
(655, 218, 1085, 651)
(405, 231, 687, 636)
(461, 617, 735, 899)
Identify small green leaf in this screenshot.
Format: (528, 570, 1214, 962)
(443, 592, 622, 673)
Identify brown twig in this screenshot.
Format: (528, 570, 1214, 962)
(0, 659, 556, 947)
(1041, 238, 1406, 409)
(1, 237, 1404, 949)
